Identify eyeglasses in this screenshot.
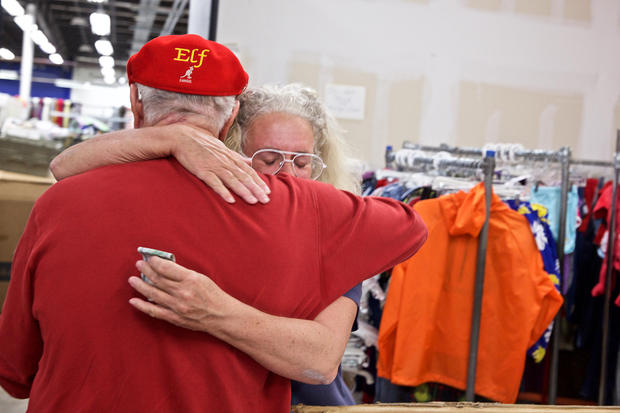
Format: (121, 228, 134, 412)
(250, 149, 327, 180)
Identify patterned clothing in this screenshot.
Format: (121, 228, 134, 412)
(507, 200, 561, 362)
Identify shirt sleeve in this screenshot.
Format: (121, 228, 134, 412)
(314, 183, 427, 303)
(343, 284, 362, 306)
(0, 207, 44, 398)
(343, 283, 362, 332)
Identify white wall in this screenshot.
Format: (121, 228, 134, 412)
(69, 65, 130, 126)
(216, 0, 620, 168)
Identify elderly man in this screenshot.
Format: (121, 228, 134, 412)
(0, 35, 427, 412)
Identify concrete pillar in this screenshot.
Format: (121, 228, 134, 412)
(188, 0, 212, 39)
(19, 3, 35, 100)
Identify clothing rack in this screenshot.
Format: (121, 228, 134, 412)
(572, 131, 620, 405)
(385, 147, 496, 402)
(600, 134, 620, 405)
(395, 141, 619, 405)
(402, 142, 567, 163)
(397, 142, 571, 404)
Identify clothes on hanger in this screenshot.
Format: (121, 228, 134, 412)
(591, 182, 620, 307)
(529, 185, 580, 255)
(377, 183, 563, 403)
(507, 200, 561, 363)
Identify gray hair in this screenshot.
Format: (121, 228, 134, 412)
(136, 83, 236, 133)
(225, 83, 361, 194)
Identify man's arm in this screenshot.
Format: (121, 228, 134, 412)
(128, 257, 356, 384)
(50, 122, 270, 204)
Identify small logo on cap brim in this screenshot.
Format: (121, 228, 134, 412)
(179, 66, 194, 83)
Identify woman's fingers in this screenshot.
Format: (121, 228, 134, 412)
(128, 276, 176, 308)
(199, 171, 237, 203)
(200, 161, 269, 205)
(128, 297, 200, 331)
(172, 130, 270, 204)
(139, 256, 188, 282)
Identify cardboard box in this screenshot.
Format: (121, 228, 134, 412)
(0, 136, 62, 177)
(292, 402, 617, 413)
(0, 170, 54, 311)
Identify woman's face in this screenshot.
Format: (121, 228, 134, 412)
(243, 112, 316, 178)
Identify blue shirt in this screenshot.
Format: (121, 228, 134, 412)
(290, 283, 362, 406)
(529, 185, 578, 254)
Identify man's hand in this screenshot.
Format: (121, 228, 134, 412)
(168, 121, 270, 204)
(128, 256, 230, 332)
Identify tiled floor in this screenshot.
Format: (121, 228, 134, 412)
(0, 387, 27, 413)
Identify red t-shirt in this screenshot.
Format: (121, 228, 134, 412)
(0, 158, 427, 413)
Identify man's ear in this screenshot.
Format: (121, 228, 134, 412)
(129, 83, 145, 128)
(218, 100, 240, 141)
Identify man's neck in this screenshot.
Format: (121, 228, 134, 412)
(147, 113, 218, 137)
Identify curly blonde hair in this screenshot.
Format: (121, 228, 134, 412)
(224, 83, 361, 194)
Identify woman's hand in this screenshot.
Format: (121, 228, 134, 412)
(128, 256, 355, 384)
(128, 256, 231, 332)
(167, 121, 270, 204)
(50, 120, 270, 205)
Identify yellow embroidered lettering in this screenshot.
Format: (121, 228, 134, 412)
(192, 48, 210, 68)
(174, 48, 191, 62)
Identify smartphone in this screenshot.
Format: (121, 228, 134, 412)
(137, 246, 176, 285)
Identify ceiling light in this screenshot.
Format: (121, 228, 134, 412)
(49, 53, 63, 65)
(1, 0, 24, 17)
(94, 39, 113, 56)
(39, 42, 56, 54)
(0, 48, 16, 60)
(103, 75, 116, 85)
(30, 28, 48, 45)
(88, 0, 107, 3)
(78, 44, 94, 53)
(98, 55, 114, 68)
(118, 77, 127, 85)
(13, 14, 33, 32)
(90, 11, 110, 36)
(101, 67, 115, 77)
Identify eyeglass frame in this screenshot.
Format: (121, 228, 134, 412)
(248, 148, 327, 180)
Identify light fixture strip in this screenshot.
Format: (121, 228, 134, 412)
(1, 0, 24, 17)
(90, 11, 111, 36)
(11, 13, 60, 59)
(49, 53, 64, 65)
(95, 39, 113, 56)
(98, 55, 115, 68)
(0, 48, 16, 60)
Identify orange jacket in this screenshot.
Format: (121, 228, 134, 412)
(377, 183, 563, 403)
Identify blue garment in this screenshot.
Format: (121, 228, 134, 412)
(380, 182, 408, 201)
(290, 283, 362, 406)
(529, 185, 578, 254)
(507, 200, 561, 362)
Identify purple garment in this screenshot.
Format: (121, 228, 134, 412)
(290, 283, 362, 406)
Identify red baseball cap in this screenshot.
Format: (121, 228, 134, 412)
(126, 34, 248, 96)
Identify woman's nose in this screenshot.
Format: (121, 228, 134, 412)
(279, 161, 295, 175)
